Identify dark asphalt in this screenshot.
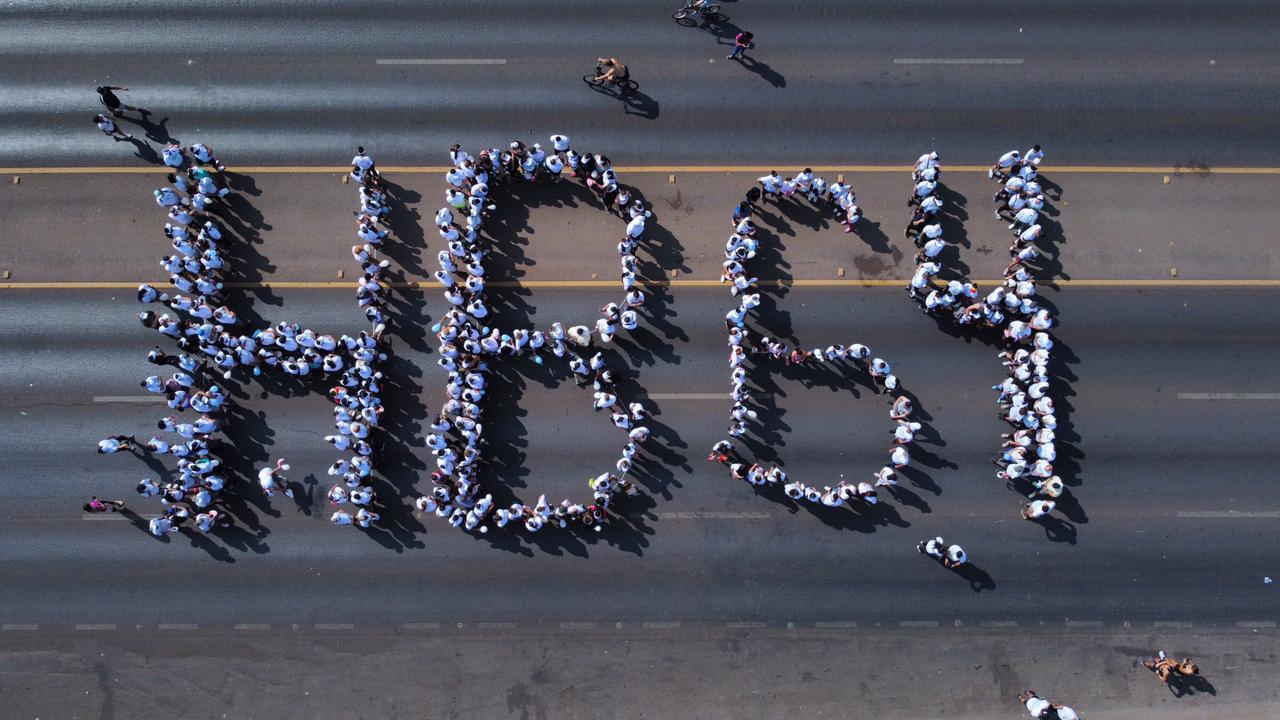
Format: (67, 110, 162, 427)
(2, 286, 1277, 627)
(1, 0, 1278, 165)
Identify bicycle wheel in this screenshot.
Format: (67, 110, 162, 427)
(703, 4, 720, 13)
(672, 9, 689, 19)
(582, 73, 602, 87)
(620, 78, 639, 94)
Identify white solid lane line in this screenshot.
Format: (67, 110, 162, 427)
(375, 58, 506, 65)
(1177, 393, 1280, 400)
(893, 58, 1024, 65)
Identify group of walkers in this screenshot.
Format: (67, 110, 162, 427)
(906, 147, 1067, 521)
(420, 135, 651, 533)
(98, 132, 238, 537)
(97, 89, 396, 533)
(323, 149, 395, 529)
(708, 170, 920, 511)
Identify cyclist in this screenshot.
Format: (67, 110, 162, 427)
(595, 57, 629, 85)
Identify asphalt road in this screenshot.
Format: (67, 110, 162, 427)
(3, 2, 1279, 717)
(1, 0, 1278, 165)
(3, 286, 1277, 630)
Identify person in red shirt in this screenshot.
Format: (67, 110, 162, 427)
(728, 31, 754, 61)
(83, 496, 125, 513)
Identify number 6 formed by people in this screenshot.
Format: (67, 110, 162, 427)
(711, 168, 922, 514)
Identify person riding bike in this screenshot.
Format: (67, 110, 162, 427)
(595, 57, 629, 85)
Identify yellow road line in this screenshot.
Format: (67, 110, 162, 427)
(3, 165, 1279, 175)
(4, 279, 1279, 290)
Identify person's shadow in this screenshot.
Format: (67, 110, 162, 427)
(1167, 671, 1217, 698)
(624, 90, 660, 120)
(953, 562, 996, 593)
(735, 55, 786, 88)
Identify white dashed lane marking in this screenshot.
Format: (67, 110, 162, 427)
(1177, 393, 1280, 400)
(1177, 511, 1280, 518)
(158, 623, 198, 630)
(234, 623, 270, 631)
(399, 622, 441, 630)
(893, 58, 1024, 65)
(642, 621, 681, 629)
(75, 623, 116, 631)
(2, 624, 38, 631)
(315, 623, 354, 630)
(375, 58, 506, 65)
(899, 621, 938, 628)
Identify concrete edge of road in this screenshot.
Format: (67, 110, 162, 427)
(2, 279, 1280, 290)
(2, 165, 1279, 175)
(3, 618, 1275, 635)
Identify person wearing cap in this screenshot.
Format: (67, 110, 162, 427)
(914, 151, 939, 179)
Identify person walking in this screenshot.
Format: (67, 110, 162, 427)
(83, 496, 125, 512)
(93, 114, 132, 141)
(728, 30, 754, 61)
(96, 85, 147, 118)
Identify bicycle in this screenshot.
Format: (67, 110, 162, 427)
(583, 68, 639, 96)
(672, 0, 722, 24)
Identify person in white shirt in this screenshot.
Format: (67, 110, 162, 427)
(257, 458, 292, 498)
(1023, 144, 1044, 167)
(93, 113, 132, 141)
(626, 214, 645, 239)
(989, 150, 1021, 179)
(1021, 499, 1055, 519)
(917, 237, 946, 262)
(757, 171, 782, 200)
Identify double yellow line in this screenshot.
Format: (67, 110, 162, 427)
(5, 279, 1279, 290)
(3, 165, 1280, 175)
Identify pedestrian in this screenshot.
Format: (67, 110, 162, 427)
(258, 458, 293, 498)
(93, 114, 132, 141)
(727, 30, 754, 61)
(98, 434, 138, 454)
(1018, 690, 1051, 718)
(96, 85, 147, 118)
(83, 496, 125, 512)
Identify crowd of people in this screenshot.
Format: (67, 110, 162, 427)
(322, 149, 394, 529)
(98, 137, 239, 536)
(906, 147, 1066, 521)
(706, 169, 920, 511)
(101, 130, 394, 534)
(418, 135, 651, 534)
